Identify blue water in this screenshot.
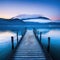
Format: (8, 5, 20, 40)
(0, 27, 60, 60)
(37, 28, 60, 60)
(0, 27, 24, 60)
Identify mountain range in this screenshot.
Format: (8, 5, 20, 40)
(0, 14, 60, 28)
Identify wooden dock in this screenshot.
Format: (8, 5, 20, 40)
(9, 30, 52, 60)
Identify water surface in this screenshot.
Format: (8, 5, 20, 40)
(0, 27, 60, 60)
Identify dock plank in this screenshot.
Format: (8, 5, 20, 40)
(9, 30, 52, 60)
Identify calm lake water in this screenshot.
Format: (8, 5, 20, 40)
(37, 28, 60, 60)
(0, 27, 60, 60)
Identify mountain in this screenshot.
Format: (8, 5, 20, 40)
(0, 14, 60, 28)
(0, 18, 24, 25)
(12, 14, 50, 20)
(12, 14, 52, 23)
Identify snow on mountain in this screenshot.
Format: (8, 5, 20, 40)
(23, 19, 51, 23)
(12, 14, 42, 19)
(12, 14, 51, 23)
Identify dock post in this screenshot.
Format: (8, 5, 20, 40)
(17, 32, 18, 43)
(40, 32, 42, 44)
(11, 36, 14, 50)
(47, 37, 50, 52)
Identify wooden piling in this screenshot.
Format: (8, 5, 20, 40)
(17, 32, 18, 43)
(47, 37, 50, 52)
(40, 32, 42, 44)
(11, 36, 14, 50)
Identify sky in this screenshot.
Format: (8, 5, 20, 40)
(0, 0, 60, 20)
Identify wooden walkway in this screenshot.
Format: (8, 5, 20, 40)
(9, 30, 52, 60)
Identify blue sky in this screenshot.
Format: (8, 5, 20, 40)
(0, 0, 60, 20)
